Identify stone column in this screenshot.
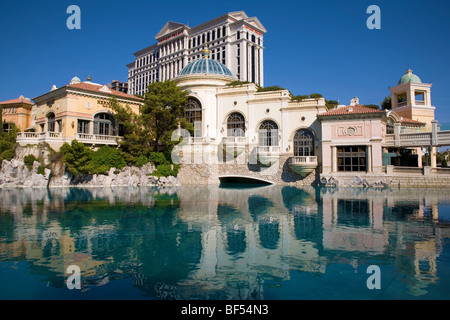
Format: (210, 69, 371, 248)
(417, 147, 423, 168)
(259, 47, 264, 87)
(89, 121, 94, 136)
(394, 123, 401, 147)
(331, 146, 337, 173)
(367, 145, 372, 173)
(430, 146, 437, 168)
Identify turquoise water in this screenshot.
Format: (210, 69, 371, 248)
(0, 185, 450, 300)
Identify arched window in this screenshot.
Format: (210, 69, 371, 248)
(293, 129, 314, 157)
(259, 120, 278, 147)
(386, 118, 395, 134)
(184, 98, 202, 138)
(47, 113, 56, 132)
(94, 113, 114, 136)
(227, 112, 245, 137)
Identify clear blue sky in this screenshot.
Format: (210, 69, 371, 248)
(1, 0, 450, 125)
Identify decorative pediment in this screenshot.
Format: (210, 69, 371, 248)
(243, 17, 267, 33)
(228, 11, 248, 21)
(99, 85, 112, 93)
(155, 21, 189, 40)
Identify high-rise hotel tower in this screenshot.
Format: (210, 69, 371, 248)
(127, 11, 266, 96)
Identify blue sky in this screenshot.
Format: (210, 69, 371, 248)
(1, 0, 450, 125)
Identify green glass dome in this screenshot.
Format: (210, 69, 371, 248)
(178, 46, 234, 78)
(398, 69, 422, 85)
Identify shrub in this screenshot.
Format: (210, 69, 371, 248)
(148, 152, 167, 166)
(257, 85, 285, 92)
(37, 165, 46, 175)
(24, 154, 38, 170)
(135, 154, 149, 167)
(226, 80, 251, 86)
(89, 145, 127, 175)
(152, 163, 180, 177)
(0, 149, 15, 162)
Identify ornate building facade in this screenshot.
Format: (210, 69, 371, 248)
(127, 11, 266, 96)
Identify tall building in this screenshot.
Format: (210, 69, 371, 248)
(127, 11, 266, 96)
(107, 80, 128, 94)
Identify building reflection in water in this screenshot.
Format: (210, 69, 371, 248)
(0, 185, 449, 299)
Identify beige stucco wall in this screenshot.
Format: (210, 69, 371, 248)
(1, 103, 33, 131)
(320, 117, 385, 174)
(34, 92, 141, 139)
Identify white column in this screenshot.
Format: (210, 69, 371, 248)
(259, 47, 264, 87)
(332, 146, 337, 173)
(247, 43, 251, 82)
(367, 145, 372, 173)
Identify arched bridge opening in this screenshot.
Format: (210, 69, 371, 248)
(219, 175, 274, 187)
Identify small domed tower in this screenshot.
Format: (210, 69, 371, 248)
(389, 68, 435, 128)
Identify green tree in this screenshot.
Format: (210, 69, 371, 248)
(60, 140, 93, 176)
(0, 122, 19, 167)
(326, 100, 339, 109)
(108, 98, 152, 160)
(142, 80, 189, 152)
(381, 96, 392, 110)
(309, 93, 323, 99)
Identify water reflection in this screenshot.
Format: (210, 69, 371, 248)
(0, 185, 449, 299)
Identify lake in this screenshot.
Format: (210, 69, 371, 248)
(0, 184, 449, 300)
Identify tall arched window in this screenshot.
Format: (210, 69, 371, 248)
(386, 118, 395, 134)
(94, 113, 114, 136)
(184, 98, 202, 138)
(47, 113, 56, 132)
(293, 129, 314, 157)
(259, 120, 278, 147)
(227, 112, 245, 137)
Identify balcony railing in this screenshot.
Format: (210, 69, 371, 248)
(222, 136, 246, 144)
(257, 146, 281, 153)
(289, 156, 318, 165)
(75, 133, 121, 143)
(17, 132, 121, 146)
(17, 131, 62, 141)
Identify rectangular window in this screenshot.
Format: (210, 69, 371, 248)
(77, 120, 90, 134)
(337, 146, 367, 172)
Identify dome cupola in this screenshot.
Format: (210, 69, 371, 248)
(178, 45, 234, 78)
(398, 68, 422, 85)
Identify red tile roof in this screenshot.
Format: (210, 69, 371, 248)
(400, 117, 425, 126)
(319, 104, 385, 117)
(66, 82, 143, 101)
(0, 96, 34, 105)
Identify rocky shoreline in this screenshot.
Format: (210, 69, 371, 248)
(0, 159, 180, 189)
